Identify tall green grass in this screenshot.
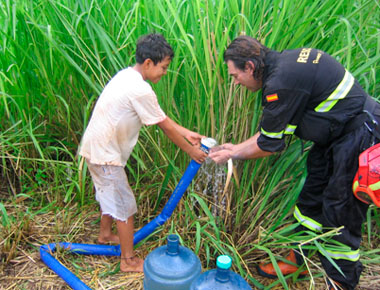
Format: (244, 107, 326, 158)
(1, 0, 379, 288)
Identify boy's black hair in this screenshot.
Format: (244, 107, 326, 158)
(135, 33, 174, 65)
(224, 36, 270, 81)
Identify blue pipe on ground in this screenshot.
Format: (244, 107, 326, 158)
(40, 243, 92, 290)
(40, 138, 216, 290)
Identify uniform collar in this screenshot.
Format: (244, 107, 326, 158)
(262, 50, 280, 85)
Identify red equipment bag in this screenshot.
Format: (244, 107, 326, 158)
(353, 143, 380, 207)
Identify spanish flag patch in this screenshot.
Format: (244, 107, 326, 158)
(266, 93, 279, 102)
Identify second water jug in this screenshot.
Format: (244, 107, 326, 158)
(190, 255, 252, 290)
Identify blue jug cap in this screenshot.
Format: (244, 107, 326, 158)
(216, 255, 232, 269)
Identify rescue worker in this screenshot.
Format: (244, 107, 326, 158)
(209, 35, 380, 290)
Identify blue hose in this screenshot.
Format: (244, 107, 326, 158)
(40, 139, 215, 290)
(133, 158, 202, 244)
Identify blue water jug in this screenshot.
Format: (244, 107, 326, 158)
(190, 255, 252, 290)
(143, 234, 202, 290)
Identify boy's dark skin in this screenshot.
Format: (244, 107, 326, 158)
(98, 36, 207, 273)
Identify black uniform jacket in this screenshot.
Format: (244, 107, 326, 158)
(258, 49, 369, 152)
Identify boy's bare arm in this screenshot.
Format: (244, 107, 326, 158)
(164, 117, 205, 145)
(157, 117, 207, 163)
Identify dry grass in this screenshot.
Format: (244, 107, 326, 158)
(0, 202, 145, 290)
(0, 166, 379, 290)
(1, 198, 379, 290)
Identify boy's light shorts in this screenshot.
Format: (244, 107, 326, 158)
(86, 161, 137, 222)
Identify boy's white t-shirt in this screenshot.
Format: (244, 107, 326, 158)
(79, 67, 166, 166)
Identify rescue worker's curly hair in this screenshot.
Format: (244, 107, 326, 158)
(223, 36, 269, 81)
(136, 33, 174, 65)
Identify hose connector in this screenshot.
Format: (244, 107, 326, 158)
(200, 137, 218, 154)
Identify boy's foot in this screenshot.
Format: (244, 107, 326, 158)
(98, 233, 120, 244)
(120, 256, 144, 272)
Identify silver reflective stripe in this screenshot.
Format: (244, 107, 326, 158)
(261, 127, 283, 139)
(314, 70, 354, 112)
(293, 206, 322, 231)
(323, 249, 360, 262)
(284, 124, 297, 135)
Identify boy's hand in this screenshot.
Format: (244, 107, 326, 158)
(185, 131, 205, 146)
(189, 146, 207, 164)
(157, 117, 207, 163)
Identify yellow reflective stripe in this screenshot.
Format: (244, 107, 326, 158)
(353, 180, 359, 192)
(369, 181, 380, 191)
(353, 180, 380, 192)
(293, 205, 322, 231)
(284, 124, 297, 135)
(261, 127, 283, 139)
(261, 124, 296, 138)
(322, 248, 360, 262)
(315, 70, 354, 112)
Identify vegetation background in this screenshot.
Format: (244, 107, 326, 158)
(1, 0, 379, 289)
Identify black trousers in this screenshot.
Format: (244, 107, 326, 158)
(295, 124, 375, 290)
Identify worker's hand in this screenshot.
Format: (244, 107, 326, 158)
(184, 131, 205, 146)
(188, 146, 208, 164)
(209, 143, 234, 164)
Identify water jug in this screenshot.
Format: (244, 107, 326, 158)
(190, 255, 252, 290)
(143, 234, 202, 290)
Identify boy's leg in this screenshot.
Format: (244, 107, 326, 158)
(86, 160, 141, 271)
(98, 213, 120, 244)
(86, 161, 120, 244)
(117, 215, 144, 272)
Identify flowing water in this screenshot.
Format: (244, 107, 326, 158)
(195, 157, 228, 218)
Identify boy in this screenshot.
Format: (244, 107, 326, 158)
(79, 33, 207, 272)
